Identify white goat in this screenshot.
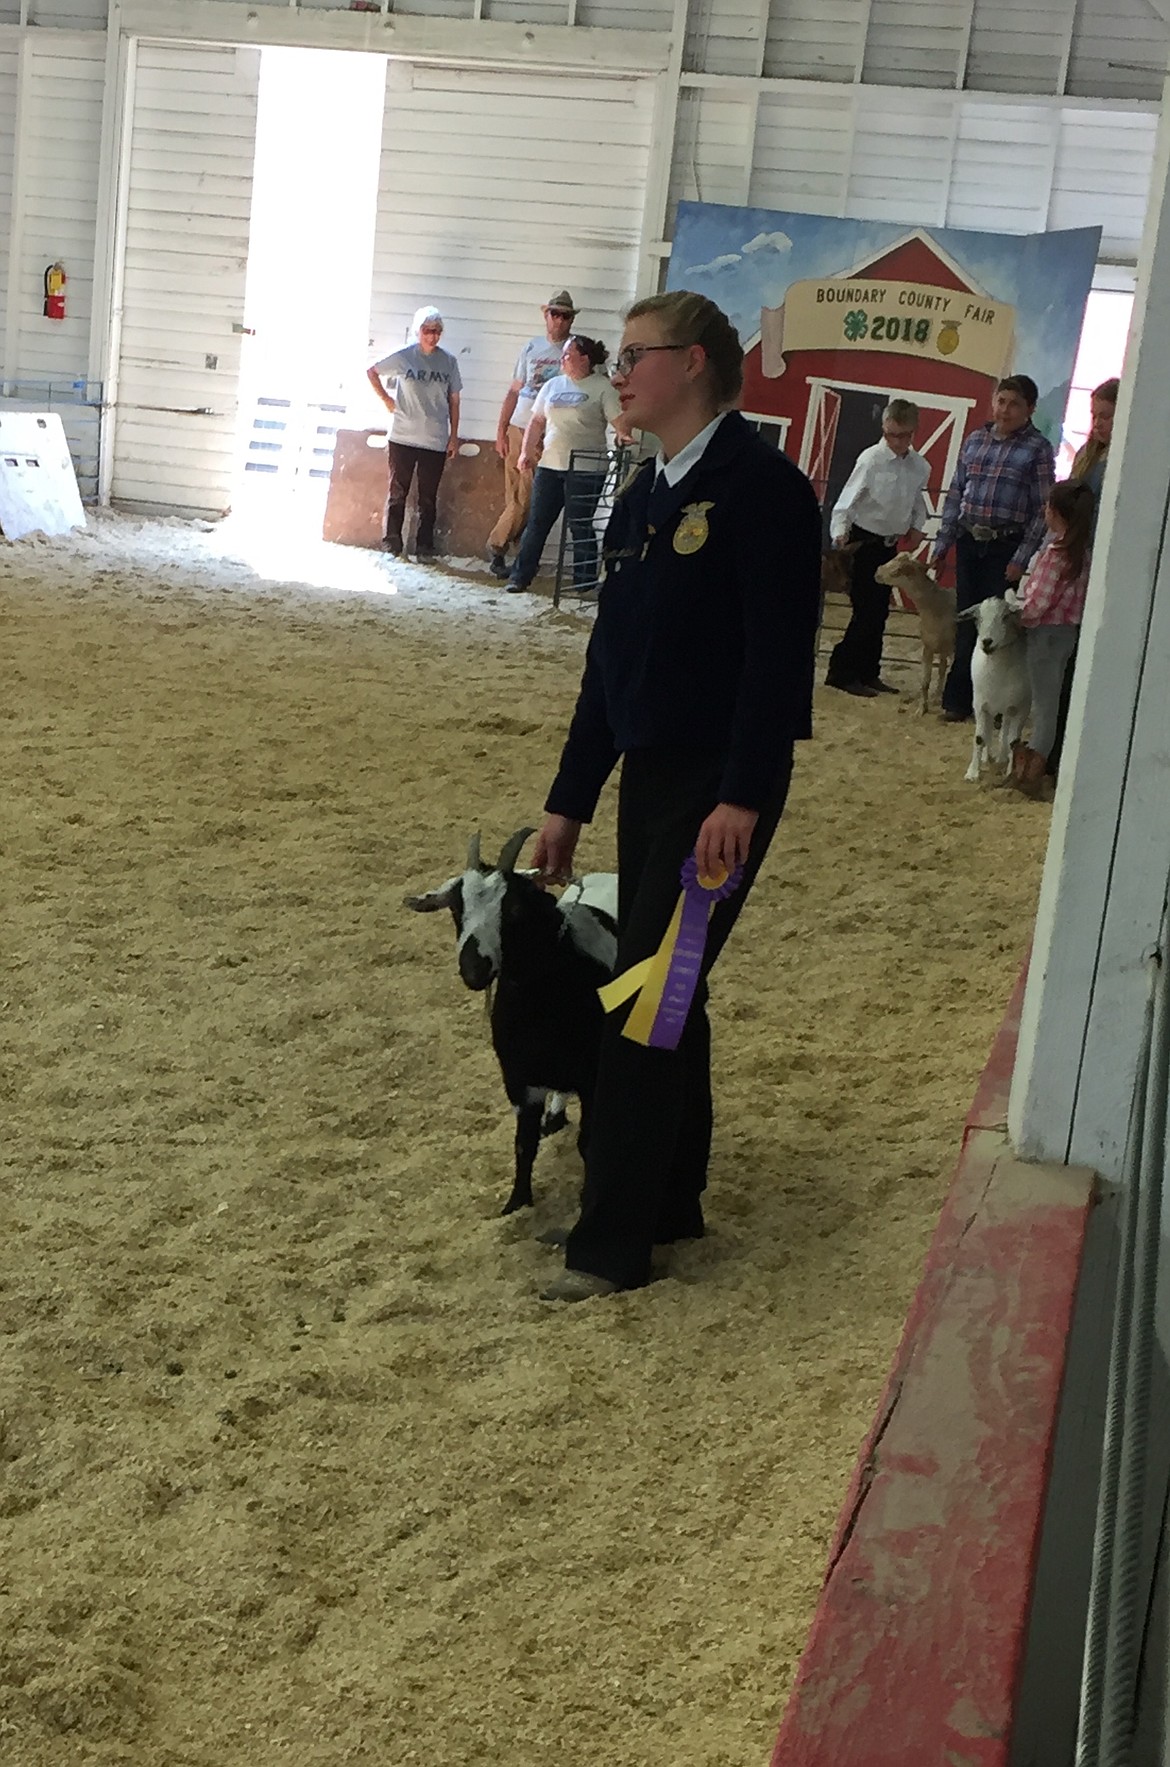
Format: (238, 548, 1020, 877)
(873, 553, 956, 714)
(959, 597, 1031, 784)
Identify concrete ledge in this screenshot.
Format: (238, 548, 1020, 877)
(770, 967, 1096, 1766)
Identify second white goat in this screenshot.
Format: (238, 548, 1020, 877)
(960, 596, 1031, 784)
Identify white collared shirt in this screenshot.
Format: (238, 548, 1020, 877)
(830, 440, 930, 544)
(656, 412, 728, 488)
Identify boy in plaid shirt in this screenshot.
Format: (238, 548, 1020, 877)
(931, 375, 1055, 721)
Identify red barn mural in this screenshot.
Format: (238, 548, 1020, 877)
(739, 230, 1016, 570)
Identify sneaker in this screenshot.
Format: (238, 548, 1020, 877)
(506, 580, 530, 595)
(489, 550, 509, 579)
(941, 708, 972, 723)
(414, 544, 438, 562)
(381, 537, 403, 556)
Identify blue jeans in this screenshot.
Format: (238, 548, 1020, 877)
(509, 466, 605, 590)
(941, 530, 1021, 717)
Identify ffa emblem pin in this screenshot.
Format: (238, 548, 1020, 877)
(937, 321, 960, 357)
(673, 501, 714, 555)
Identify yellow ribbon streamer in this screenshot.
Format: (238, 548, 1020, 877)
(598, 869, 728, 1046)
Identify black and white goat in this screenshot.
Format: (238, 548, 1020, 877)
(405, 828, 618, 1214)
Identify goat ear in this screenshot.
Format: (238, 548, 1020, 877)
(404, 879, 459, 912)
(955, 605, 980, 622)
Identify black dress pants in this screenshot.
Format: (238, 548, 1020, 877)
(565, 745, 794, 1290)
(941, 531, 1019, 717)
(386, 443, 446, 551)
(826, 527, 897, 687)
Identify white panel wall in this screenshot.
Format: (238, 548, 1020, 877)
(10, 36, 104, 384)
(577, 1, 674, 25)
(669, 88, 756, 217)
(671, 82, 1157, 267)
(1066, 0, 1170, 101)
(965, 0, 1073, 95)
(1050, 107, 1160, 256)
(112, 42, 259, 513)
(30, 0, 108, 29)
(370, 61, 653, 440)
(0, 46, 16, 330)
(684, 0, 766, 77)
(862, 0, 971, 88)
(764, 0, 868, 81)
(748, 88, 851, 212)
(845, 88, 956, 224)
(946, 100, 1058, 232)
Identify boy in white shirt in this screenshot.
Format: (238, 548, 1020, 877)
(825, 398, 930, 698)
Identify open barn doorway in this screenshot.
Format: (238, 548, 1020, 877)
(230, 46, 385, 535)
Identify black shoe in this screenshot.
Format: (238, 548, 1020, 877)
(827, 680, 878, 698)
(414, 547, 438, 563)
(489, 550, 509, 579)
(868, 680, 899, 696)
(506, 580, 530, 595)
(381, 537, 403, 556)
(941, 708, 972, 723)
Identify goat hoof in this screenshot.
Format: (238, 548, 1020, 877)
(541, 1109, 568, 1138)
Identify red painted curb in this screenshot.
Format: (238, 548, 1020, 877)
(770, 963, 1095, 1767)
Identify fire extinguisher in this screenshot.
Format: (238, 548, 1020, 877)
(43, 262, 66, 321)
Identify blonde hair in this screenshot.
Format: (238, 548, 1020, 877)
(624, 291, 744, 406)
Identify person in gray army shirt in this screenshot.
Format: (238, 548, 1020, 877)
(367, 304, 462, 560)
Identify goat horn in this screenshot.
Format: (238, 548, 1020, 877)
(466, 832, 482, 871)
(496, 826, 536, 874)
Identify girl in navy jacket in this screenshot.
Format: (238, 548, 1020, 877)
(532, 291, 822, 1301)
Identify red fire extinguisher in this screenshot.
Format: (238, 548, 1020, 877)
(43, 262, 66, 321)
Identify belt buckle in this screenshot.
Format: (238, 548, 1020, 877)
(968, 523, 995, 543)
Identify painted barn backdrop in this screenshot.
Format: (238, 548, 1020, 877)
(667, 205, 1099, 545)
(0, 0, 1163, 515)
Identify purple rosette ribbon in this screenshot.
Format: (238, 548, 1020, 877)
(646, 857, 744, 1050)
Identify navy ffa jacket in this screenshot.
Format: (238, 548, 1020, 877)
(545, 411, 822, 823)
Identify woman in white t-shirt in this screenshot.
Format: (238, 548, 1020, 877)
(508, 336, 630, 594)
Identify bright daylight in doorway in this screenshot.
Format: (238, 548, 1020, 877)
(230, 47, 385, 550)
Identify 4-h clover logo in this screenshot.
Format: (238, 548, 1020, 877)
(844, 310, 869, 342)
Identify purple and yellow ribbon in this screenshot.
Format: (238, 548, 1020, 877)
(598, 856, 743, 1049)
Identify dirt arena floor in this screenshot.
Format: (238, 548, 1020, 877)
(1, 511, 1050, 1766)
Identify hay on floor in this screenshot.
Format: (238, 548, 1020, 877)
(0, 513, 1049, 1766)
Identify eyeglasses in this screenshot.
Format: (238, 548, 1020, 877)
(609, 344, 688, 379)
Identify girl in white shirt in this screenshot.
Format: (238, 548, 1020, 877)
(508, 336, 630, 594)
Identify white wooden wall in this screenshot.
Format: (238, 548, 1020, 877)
(0, 46, 16, 328)
(5, 36, 104, 384)
(0, 0, 1165, 508)
(682, 85, 1159, 262)
(111, 43, 259, 513)
(371, 62, 654, 439)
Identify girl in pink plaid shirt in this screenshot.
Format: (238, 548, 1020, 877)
(1011, 480, 1096, 794)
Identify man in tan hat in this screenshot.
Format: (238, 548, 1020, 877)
(487, 290, 577, 576)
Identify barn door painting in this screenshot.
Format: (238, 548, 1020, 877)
(803, 385, 841, 508)
(110, 42, 260, 516)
